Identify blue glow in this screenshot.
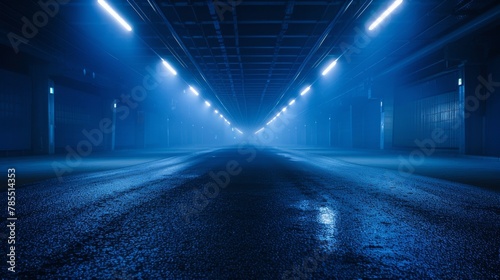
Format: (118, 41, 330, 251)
(255, 127, 264, 134)
(162, 59, 177, 76)
(97, 0, 132, 32)
(300, 86, 311, 96)
(49, 87, 54, 94)
(368, 0, 403, 31)
(189, 86, 200, 96)
(458, 78, 463, 86)
(322, 60, 337, 76)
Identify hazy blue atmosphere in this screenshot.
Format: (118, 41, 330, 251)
(0, 0, 499, 278)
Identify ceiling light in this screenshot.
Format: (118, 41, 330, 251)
(282, 107, 287, 112)
(205, 101, 211, 107)
(162, 59, 177, 76)
(368, 0, 403, 31)
(255, 128, 264, 134)
(189, 86, 199, 96)
(322, 60, 337, 76)
(97, 0, 132, 31)
(300, 86, 311, 96)
(289, 99, 296, 105)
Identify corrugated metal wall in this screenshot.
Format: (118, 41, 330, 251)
(54, 86, 105, 150)
(393, 71, 460, 149)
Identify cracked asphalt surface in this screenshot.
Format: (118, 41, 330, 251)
(1, 147, 500, 279)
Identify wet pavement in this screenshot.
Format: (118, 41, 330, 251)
(1, 147, 499, 279)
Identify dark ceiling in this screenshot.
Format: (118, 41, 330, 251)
(0, 0, 499, 129)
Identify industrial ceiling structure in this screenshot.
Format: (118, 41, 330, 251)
(0, 0, 498, 131)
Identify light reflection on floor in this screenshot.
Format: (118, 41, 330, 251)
(317, 206, 338, 253)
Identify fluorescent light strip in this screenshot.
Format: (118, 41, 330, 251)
(205, 101, 211, 107)
(97, 0, 132, 31)
(189, 86, 199, 96)
(322, 60, 337, 76)
(300, 86, 311, 96)
(255, 128, 265, 135)
(368, 0, 403, 31)
(289, 99, 296, 106)
(214, 110, 219, 114)
(162, 59, 177, 76)
(235, 128, 244, 135)
(282, 107, 287, 112)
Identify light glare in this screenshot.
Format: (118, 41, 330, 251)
(322, 60, 337, 76)
(162, 60, 177, 76)
(97, 0, 133, 31)
(255, 127, 264, 134)
(368, 0, 403, 31)
(189, 86, 199, 96)
(300, 86, 311, 96)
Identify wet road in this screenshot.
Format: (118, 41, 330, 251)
(2, 147, 500, 279)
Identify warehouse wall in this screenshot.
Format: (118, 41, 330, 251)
(393, 71, 460, 150)
(484, 56, 500, 156)
(0, 69, 31, 153)
(54, 85, 106, 152)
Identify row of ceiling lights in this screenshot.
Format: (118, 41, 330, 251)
(98, 0, 403, 136)
(255, 0, 403, 135)
(97, 0, 244, 135)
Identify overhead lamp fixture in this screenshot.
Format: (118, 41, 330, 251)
(282, 107, 287, 112)
(322, 60, 337, 76)
(205, 101, 211, 107)
(277, 112, 281, 117)
(220, 114, 223, 118)
(255, 128, 264, 135)
(368, 0, 403, 31)
(162, 59, 177, 76)
(300, 86, 311, 96)
(189, 86, 199, 96)
(97, 0, 132, 32)
(214, 110, 219, 114)
(235, 128, 244, 135)
(289, 99, 296, 106)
